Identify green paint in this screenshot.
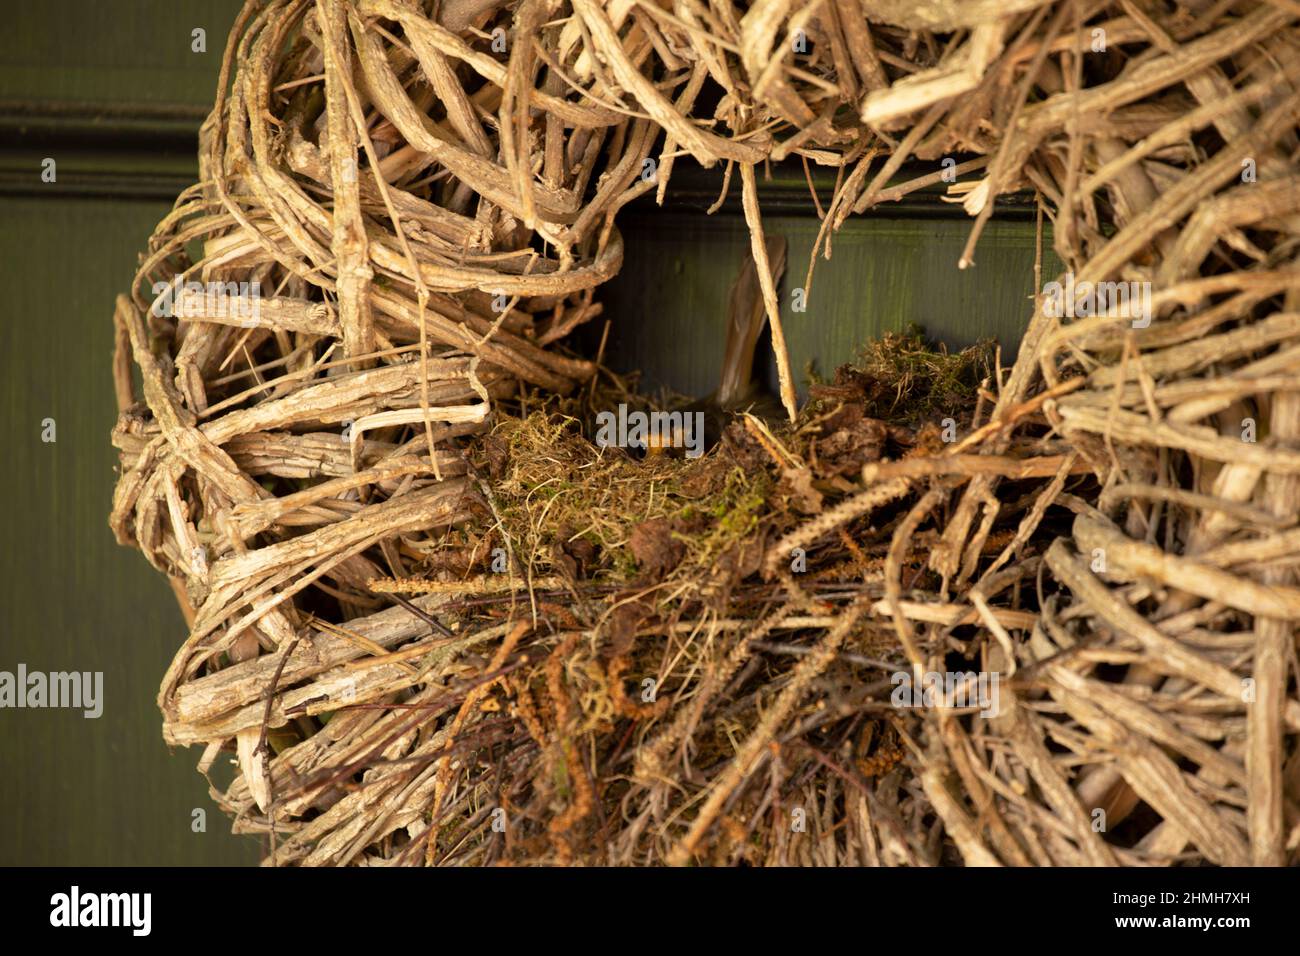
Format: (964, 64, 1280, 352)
(597, 211, 1061, 402)
(0, 0, 1062, 867)
(0, 200, 259, 867)
(0, 0, 245, 107)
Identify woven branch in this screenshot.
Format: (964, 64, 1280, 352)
(110, 0, 1300, 867)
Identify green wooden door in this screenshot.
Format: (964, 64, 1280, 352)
(0, 0, 1050, 867)
(0, 0, 258, 866)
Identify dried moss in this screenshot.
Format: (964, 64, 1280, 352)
(472, 329, 986, 592)
(844, 324, 994, 426)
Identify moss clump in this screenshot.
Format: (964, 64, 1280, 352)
(844, 324, 994, 426)
(463, 328, 991, 591)
(476, 410, 770, 586)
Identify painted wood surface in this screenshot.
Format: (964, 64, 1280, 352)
(598, 209, 1058, 403)
(0, 196, 259, 865)
(0, 0, 1053, 866)
(0, 0, 255, 866)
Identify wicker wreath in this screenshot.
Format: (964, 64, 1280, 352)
(110, 0, 1300, 866)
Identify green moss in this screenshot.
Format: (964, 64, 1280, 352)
(854, 324, 994, 425)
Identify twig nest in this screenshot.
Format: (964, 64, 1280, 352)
(111, 0, 1300, 866)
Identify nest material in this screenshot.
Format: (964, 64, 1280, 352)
(109, 0, 1300, 866)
